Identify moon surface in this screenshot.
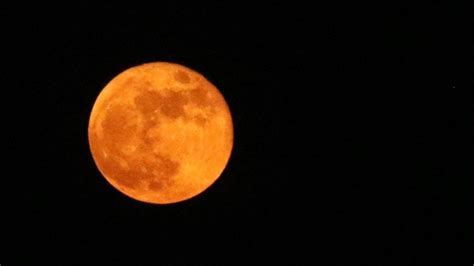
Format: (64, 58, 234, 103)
(88, 62, 233, 204)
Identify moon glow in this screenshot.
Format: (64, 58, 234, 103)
(88, 62, 233, 204)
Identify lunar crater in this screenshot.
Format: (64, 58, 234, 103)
(174, 70, 191, 84)
(103, 150, 180, 193)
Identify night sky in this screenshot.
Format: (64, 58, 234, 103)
(3, 2, 472, 264)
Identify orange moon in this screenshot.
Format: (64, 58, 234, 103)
(88, 62, 233, 204)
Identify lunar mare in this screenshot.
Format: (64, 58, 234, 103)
(88, 62, 233, 204)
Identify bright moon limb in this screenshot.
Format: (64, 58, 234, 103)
(88, 62, 233, 204)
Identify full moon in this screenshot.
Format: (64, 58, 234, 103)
(88, 62, 233, 204)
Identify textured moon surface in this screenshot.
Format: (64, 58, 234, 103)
(88, 62, 233, 204)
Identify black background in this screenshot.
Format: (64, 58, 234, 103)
(3, 1, 472, 264)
